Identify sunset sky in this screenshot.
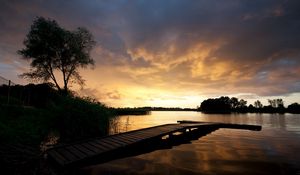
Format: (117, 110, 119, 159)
(1, 0, 300, 107)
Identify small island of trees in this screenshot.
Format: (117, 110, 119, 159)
(198, 96, 300, 114)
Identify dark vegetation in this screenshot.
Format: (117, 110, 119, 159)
(113, 107, 196, 115)
(0, 83, 113, 145)
(112, 107, 150, 115)
(199, 96, 300, 114)
(141, 107, 196, 111)
(0, 83, 114, 174)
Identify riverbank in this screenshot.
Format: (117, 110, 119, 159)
(0, 83, 114, 174)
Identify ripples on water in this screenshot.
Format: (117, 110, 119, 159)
(84, 111, 300, 175)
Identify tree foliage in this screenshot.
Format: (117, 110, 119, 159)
(18, 17, 96, 93)
(254, 100, 263, 108)
(198, 96, 298, 113)
(268, 99, 284, 108)
(287, 103, 300, 113)
(199, 96, 246, 113)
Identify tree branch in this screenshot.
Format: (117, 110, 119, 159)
(46, 62, 61, 91)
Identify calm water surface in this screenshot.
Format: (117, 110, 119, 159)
(84, 111, 300, 175)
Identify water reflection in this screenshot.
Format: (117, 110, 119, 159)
(80, 126, 220, 174)
(86, 112, 300, 175)
(109, 112, 300, 134)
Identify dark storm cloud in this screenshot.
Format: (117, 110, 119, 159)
(2, 0, 298, 62)
(214, 1, 300, 62)
(119, 0, 300, 62)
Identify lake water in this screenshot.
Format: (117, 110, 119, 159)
(84, 111, 300, 175)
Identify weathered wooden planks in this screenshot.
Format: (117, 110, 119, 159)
(47, 122, 261, 167)
(177, 120, 262, 131)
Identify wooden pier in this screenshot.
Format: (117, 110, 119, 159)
(47, 121, 261, 167)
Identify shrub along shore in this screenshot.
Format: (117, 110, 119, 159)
(0, 83, 115, 174)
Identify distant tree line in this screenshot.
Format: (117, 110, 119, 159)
(198, 96, 300, 114)
(140, 107, 196, 111)
(112, 107, 150, 115)
(112, 107, 197, 115)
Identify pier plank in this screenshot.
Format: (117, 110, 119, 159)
(48, 150, 68, 165)
(101, 138, 125, 147)
(81, 143, 100, 153)
(67, 146, 87, 159)
(73, 144, 94, 156)
(116, 133, 144, 141)
(110, 135, 138, 143)
(56, 148, 78, 162)
(104, 136, 134, 145)
(87, 142, 109, 152)
(93, 139, 117, 150)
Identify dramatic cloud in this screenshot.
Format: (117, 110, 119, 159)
(0, 0, 300, 107)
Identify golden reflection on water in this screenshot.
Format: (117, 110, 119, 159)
(85, 112, 300, 175)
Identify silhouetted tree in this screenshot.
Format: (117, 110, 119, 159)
(230, 97, 239, 109)
(287, 103, 300, 113)
(254, 100, 263, 108)
(268, 99, 276, 108)
(276, 99, 284, 108)
(248, 104, 255, 112)
(268, 99, 284, 108)
(238, 99, 247, 108)
(200, 96, 232, 113)
(18, 17, 96, 93)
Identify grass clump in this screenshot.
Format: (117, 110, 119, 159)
(52, 96, 112, 142)
(0, 83, 114, 146)
(0, 105, 52, 145)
